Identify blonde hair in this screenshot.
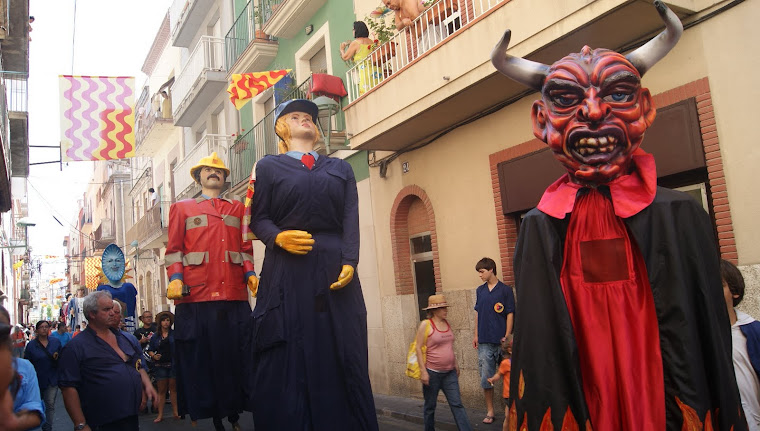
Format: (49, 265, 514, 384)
(275, 116, 321, 154)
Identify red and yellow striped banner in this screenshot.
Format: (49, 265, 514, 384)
(59, 75, 135, 161)
(227, 70, 291, 110)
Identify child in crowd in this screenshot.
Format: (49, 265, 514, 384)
(487, 334, 513, 431)
(721, 259, 760, 430)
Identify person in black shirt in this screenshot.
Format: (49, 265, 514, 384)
(134, 311, 156, 347)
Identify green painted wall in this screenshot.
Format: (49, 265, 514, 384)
(263, 0, 356, 90)
(346, 151, 369, 182)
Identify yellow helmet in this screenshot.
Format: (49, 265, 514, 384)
(189, 152, 230, 183)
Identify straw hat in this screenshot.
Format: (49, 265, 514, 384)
(155, 311, 175, 326)
(422, 294, 449, 310)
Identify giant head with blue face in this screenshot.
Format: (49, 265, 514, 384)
(102, 244, 126, 285)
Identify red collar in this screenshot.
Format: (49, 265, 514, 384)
(536, 149, 657, 219)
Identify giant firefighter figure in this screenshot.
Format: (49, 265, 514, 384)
(491, 2, 746, 430)
(245, 99, 379, 430)
(165, 152, 257, 431)
(97, 244, 138, 333)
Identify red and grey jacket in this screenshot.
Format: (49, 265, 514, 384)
(165, 196, 255, 304)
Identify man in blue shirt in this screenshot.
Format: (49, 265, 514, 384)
(49, 322, 72, 347)
(473, 257, 515, 424)
(58, 291, 157, 431)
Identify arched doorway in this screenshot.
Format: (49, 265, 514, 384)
(390, 185, 441, 320)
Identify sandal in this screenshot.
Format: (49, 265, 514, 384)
(483, 415, 495, 424)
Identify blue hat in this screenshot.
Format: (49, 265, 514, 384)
(273, 99, 319, 140)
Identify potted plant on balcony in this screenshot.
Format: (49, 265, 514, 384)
(365, 15, 398, 68)
(253, 6, 270, 40)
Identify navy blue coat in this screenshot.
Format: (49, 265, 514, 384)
(247, 154, 378, 430)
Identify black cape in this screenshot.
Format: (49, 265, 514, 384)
(511, 186, 746, 430)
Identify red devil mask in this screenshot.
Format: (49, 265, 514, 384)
(491, 0, 682, 185)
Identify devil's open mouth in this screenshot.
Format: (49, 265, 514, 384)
(567, 129, 626, 163)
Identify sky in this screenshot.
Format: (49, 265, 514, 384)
(25, 0, 174, 259)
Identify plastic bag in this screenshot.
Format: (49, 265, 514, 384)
(405, 320, 430, 379)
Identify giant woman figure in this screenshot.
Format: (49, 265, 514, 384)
(246, 99, 378, 430)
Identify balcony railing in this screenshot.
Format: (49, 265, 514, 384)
(346, 0, 502, 101)
(1, 72, 28, 113)
(94, 218, 116, 246)
(126, 201, 170, 249)
(169, 0, 215, 47)
(228, 75, 328, 187)
(173, 134, 233, 200)
(135, 91, 173, 150)
(172, 36, 225, 118)
(226, 1, 276, 70)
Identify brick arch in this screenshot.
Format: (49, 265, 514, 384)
(390, 185, 442, 295)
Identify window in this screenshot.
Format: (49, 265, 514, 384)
(411, 232, 435, 320)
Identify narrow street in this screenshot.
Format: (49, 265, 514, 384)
(49, 392, 422, 430)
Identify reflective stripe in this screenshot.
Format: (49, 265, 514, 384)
(182, 252, 208, 265)
(165, 252, 184, 266)
(223, 215, 241, 228)
(241, 253, 254, 264)
(185, 215, 208, 230)
(227, 251, 243, 265)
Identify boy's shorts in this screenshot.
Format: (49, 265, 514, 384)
(477, 343, 501, 389)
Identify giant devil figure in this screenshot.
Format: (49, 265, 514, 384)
(491, 2, 746, 430)
(165, 152, 256, 430)
(97, 244, 138, 333)
(245, 99, 378, 430)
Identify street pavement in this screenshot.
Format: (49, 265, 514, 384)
(49, 390, 495, 430)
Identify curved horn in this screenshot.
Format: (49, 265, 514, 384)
(491, 30, 549, 92)
(625, 0, 683, 76)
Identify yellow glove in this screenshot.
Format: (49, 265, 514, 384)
(330, 265, 355, 291)
(167, 279, 184, 300)
(247, 275, 259, 298)
(275, 230, 314, 255)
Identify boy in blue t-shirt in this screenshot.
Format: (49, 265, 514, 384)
(473, 257, 515, 424)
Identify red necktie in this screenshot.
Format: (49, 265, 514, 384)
(301, 154, 315, 170)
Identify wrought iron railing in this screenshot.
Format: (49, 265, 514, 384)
(173, 134, 233, 199)
(172, 36, 225, 117)
(1, 71, 28, 112)
(135, 90, 172, 149)
(346, 0, 504, 101)
(259, 0, 286, 27)
(226, 0, 275, 70)
(126, 201, 171, 247)
(228, 74, 316, 187)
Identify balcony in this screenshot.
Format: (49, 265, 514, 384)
(93, 218, 115, 248)
(261, 0, 326, 38)
(172, 36, 227, 127)
(344, 0, 689, 151)
(226, 0, 278, 75)
(2, 71, 28, 177)
(0, 0, 30, 73)
(228, 75, 348, 188)
(131, 157, 152, 194)
(18, 288, 30, 305)
(126, 201, 170, 251)
(135, 91, 175, 157)
(170, 0, 215, 48)
(173, 134, 233, 200)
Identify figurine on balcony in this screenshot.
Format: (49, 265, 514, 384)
(164, 152, 256, 430)
(491, 1, 745, 429)
(246, 99, 378, 431)
(340, 21, 381, 95)
(160, 91, 172, 119)
(96, 244, 138, 334)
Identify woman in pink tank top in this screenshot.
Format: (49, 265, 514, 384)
(415, 294, 472, 431)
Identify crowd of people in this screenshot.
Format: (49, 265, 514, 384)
(0, 296, 177, 431)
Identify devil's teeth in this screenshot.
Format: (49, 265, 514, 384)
(599, 137, 608, 145)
